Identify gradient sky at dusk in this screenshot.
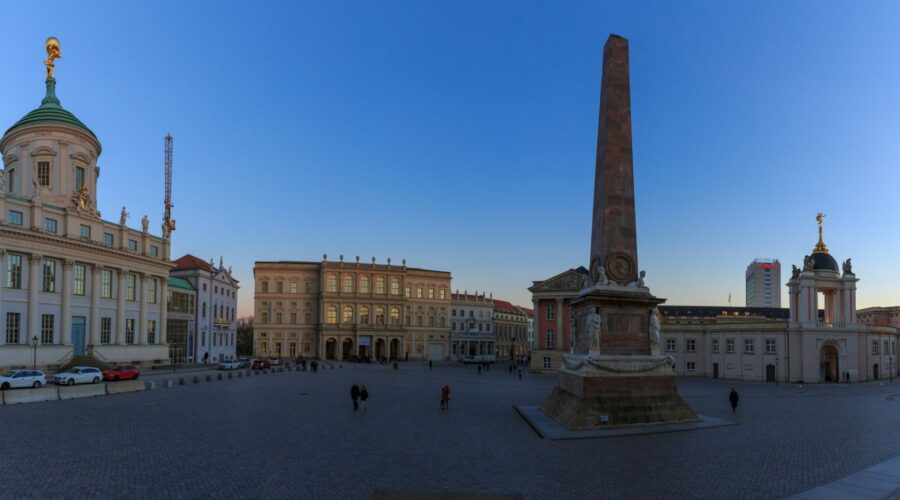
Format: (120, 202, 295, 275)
(2, 1, 900, 316)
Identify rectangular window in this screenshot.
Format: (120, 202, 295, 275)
(80, 224, 91, 239)
(744, 339, 754, 354)
(42, 259, 56, 292)
(666, 339, 676, 352)
(103, 233, 114, 247)
(7, 168, 13, 192)
(261, 312, 268, 323)
(304, 312, 311, 323)
(37, 161, 50, 186)
(712, 339, 719, 353)
(147, 320, 156, 344)
(290, 312, 297, 324)
(41, 314, 54, 344)
(545, 329, 554, 349)
(128, 239, 138, 252)
(305, 282, 312, 293)
(290, 282, 297, 294)
(101, 270, 112, 298)
(73, 264, 86, 295)
(125, 319, 135, 344)
(101, 317, 112, 344)
(546, 304, 555, 320)
(686, 361, 696, 371)
(7, 254, 22, 288)
(261, 281, 269, 293)
(392, 280, 401, 296)
(150, 245, 158, 257)
(428, 288, 435, 299)
(277, 281, 284, 293)
(8, 210, 22, 226)
(275, 312, 283, 324)
(405, 287, 411, 298)
(5, 312, 20, 344)
(884, 341, 890, 355)
(726, 339, 735, 353)
(43, 218, 57, 233)
(417, 288, 423, 299)
(375, 278, 385, 294)
(75, 166, 85, 190)
(126, 274, 136, 301)
(686, 339, 696, 352)
(148, 278, 157, 304)
(765, 339, 776, 354)
(543, 357, 551, 369)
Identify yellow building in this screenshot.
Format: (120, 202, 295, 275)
(253, 256, 451, 361)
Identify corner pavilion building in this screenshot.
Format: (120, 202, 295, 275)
(531, 218, 900, 383)
(0, 40, 172, 371)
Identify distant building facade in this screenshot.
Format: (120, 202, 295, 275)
(166, 277, 195, 364)
(253, 256, 451, 361)
(171, 254, 239, 363)
(493, 299, 529, 361)
(746, 258, 781, 307)
(450, 291, 494, 360)
(528, 267, 587, 372)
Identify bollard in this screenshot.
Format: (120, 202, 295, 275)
(145, 381, 156, 390)
(255, 370, 260, 376)
(238, 371, 242, 378)
(179, 377, 185, 386)
(217, 373, 223, 381)
(165, 380, 174, 388)
(192, 376, 199, 384)
(227, 372, 233, 379)
(205, 374, 212, 382)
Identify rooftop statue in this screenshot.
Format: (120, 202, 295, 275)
(44, 37, 60, 79)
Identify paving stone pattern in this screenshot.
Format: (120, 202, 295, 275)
(3, 362, 900, 499)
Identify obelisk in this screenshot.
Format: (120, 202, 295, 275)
(539, 34, 697, 429)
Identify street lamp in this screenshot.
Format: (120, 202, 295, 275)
(891, 356, 894, 384)
(32, 336, 38, 370)
(775, 357, 779, 386)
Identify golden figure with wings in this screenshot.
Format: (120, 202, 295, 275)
(44, 37, 61, 78)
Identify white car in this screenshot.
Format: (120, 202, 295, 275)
(218, 360, 240, 370)
(0, 369, 47, 390)
(52, 366, 102, 385)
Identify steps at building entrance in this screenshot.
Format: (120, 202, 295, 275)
(59, 355, 114, 372)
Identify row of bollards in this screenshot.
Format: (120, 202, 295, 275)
(147, 366, 290, 391)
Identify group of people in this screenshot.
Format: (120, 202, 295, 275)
(350, 384, 369, 411)
(295, 358, 321, 372)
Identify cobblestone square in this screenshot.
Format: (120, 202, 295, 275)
(4, 362, 900, 499)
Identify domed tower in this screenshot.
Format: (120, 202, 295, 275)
(0, 37, 102, 217)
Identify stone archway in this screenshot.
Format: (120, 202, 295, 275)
(325, 338, 337, 360)
(821, 344, 839, 382)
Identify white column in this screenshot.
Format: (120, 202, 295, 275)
(90, 264, 101, 345)
(0, 249, 5, 346)
(139, 273, 149, 344)
(27, 254, 41, 345)
(60, 259, 73, 344)
(555, 298, 564, 350)
(159, 278, 168, 345)
(116, 270, 126, 345)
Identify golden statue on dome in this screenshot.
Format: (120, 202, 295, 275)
(44, 37, 61, 78)
(814, 212, 829, 254)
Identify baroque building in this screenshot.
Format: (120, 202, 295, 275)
(493, 299, 530, 361)
(171, 254, 239, 363)
(450, 291, 495, 360)
(253, 256, 451, 361)
(0, 39, 172, 371)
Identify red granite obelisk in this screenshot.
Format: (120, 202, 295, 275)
(540, 35, 697, 429)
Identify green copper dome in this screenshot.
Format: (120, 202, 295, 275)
(5, 78, 95, 138)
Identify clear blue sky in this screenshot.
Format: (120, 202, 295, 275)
(2, 1, 899, 316)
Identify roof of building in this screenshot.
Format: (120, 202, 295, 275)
(659, 305, 789, 320)
(172, 254, 213, 272)
(5, 79, 95, 139)
(168, 277, 195, 291)
(520, 307, 534, 318)
(810, 251, 839, 272)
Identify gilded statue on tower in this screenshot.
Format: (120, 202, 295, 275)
(44, 37, 61, 78)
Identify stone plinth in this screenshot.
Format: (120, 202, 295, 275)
(572, 285, 663, 355)
(540, 355, 698, 429)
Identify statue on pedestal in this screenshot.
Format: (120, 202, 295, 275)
(586, 310, 602, 355)
(842, 258, 853, 275)
(31, 179, 43, 203)
(141, 215, 149, 233)
(649, 307, 661, 353)
(120, 206, 129, 225)
(803, 255, 814, 272)
(791, 265, 800, 280)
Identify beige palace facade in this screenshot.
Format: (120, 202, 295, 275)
(253, 257, 451, 361)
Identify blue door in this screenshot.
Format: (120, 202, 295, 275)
(72, 317, 86, 356)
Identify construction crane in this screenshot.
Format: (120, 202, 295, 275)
(163, 133, 176, 238)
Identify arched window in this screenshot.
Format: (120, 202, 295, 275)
(360, 276, 370, 293)
(342, 305, 354, 324)
(326, 274, 338, 292)
(390, 278, 400, 295)
(375, 277, 385, 294)
(390, 307, 400, 325)
(326, 305, 337, 324)
(546, 329, 554, 349)
(375, 306, 385, 325)
(360, 306, 370, 324)
(343, 275, 354, 293)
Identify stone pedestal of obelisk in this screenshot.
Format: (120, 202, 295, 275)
(539, 35, 697, 429)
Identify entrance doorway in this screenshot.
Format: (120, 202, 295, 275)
(341, 339, 354, 360)
(713, 363, 719, 379)
(375, 339, 385, 359)
(874, 363, 880, 380)
(72, 317, 86, 356)
(766, 364, 775, 383)
(325, 339, 336, 360)
(821, 344, 839, 382)
(389, 339, 399, 360)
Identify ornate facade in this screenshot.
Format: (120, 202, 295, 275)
(171, 254, 239, 363)
(253, 256, 451, 361)
(450, 291, 495, 360)
(493, 299, 529, 361)
(0, 41, 172, 370)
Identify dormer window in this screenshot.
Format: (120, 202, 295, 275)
(37, 162, 50, 186)
(75, 166, 85, 190)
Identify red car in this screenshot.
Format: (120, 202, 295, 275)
(102, 365, 140, 381)
(251, 358, 269, 370)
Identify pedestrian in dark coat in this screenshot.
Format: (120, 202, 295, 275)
(477, 365, 482, 375)
(518, 369, 522, 380)
(351, 384, 360, 411)
(441, 385, 451, 411)
(429, 360, 433, 370)
(729, 387, 739, 414)
(360, 385, 369, 411)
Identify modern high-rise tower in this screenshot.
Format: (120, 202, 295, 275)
(745, 258, 781, 307)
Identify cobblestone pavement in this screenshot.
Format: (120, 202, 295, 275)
(4, 361, 900, 499)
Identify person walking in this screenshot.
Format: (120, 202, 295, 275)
(360, 385, 369, 411)
(477, 365, 482, 375)
(518, 369, 522, 380)
(351, 384, 360, 411)
(440, 385, 451, 411)
(729, 387, 739, 414)
(429, 360, 433, 370)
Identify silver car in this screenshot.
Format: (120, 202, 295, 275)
(0, 369, 47, 390)
(52, 366, 102, 386)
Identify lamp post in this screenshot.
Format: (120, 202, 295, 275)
(775, 357, 779, 386)
(891, 356, 894, 384)
(32, 336, 38, 370)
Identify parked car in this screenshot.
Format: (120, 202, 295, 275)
(52, 366, 102, 385)
(267, 357, 282, 366)
(218, 360, 240, 370)
(251, 358, 269, 370)
(237, 357, 249, 368)
(0, 369, 47, 390)
(102, 365, 140, 381)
